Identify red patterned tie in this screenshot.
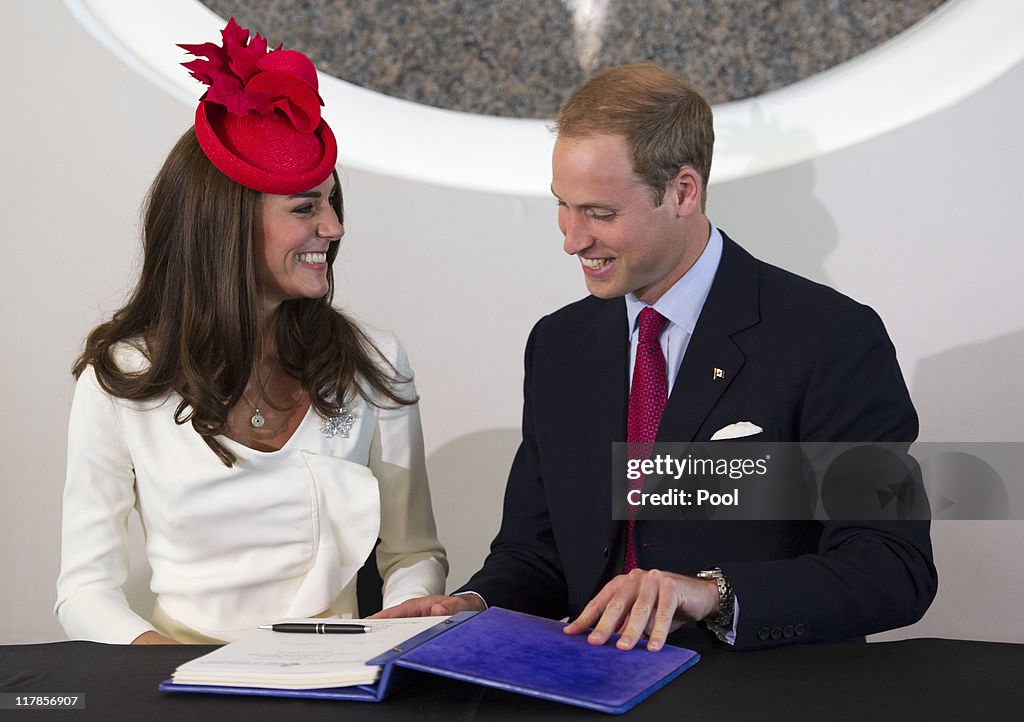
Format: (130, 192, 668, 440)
(623, 307, 668, 573)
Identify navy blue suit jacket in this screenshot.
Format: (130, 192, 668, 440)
(460, 234, 936, 649)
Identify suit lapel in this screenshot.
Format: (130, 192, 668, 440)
(656, 234, 761, 445)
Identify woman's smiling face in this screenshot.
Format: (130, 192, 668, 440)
(254, 174, 343, 308)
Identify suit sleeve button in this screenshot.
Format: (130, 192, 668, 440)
(757, 627, 770, 641)
(770, 627, 782, 640)
(783, 625, 794, 638)
(794, 623, 806, 637)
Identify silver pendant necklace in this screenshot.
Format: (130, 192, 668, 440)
(244, 358, 278, 429)
(243, 388, 266, 428)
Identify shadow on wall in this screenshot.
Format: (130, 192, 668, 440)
(709, 117, 836, 286)
(426, 428, 521, 591)
(912, 329, 1024, 442)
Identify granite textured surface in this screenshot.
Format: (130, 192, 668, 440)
(202, 0, 946, 118)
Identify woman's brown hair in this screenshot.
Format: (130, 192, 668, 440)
(74, 128, 414, 466)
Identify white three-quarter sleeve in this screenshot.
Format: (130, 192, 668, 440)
(368, 334, 448, 608)
(55, 366, 156, 643)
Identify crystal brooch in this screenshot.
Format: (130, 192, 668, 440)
(320, 408, 356, 439)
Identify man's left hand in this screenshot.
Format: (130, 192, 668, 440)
(369, 594, 485, 619)
(562, 568, 719, 651)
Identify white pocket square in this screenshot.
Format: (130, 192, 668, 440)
(710, 421, 763, 440)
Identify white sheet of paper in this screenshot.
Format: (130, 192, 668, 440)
(171, 616, 448, 689)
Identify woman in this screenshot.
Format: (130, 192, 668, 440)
(55, 19, 447, 644)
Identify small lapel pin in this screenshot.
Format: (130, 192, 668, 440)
(712, 367, 725, 380)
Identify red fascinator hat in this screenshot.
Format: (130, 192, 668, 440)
(179, 18, 337, 194)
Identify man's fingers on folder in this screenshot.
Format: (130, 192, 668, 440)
(615, 573, 668, 651)
(370, 594, 483, 619)
(563, 569, 669, 648)
(620, 575, 682, 652)
(564, 569, 718, 651)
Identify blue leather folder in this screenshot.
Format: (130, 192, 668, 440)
(159, 606, 701, 714)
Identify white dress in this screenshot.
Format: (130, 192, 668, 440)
(55, 325, 447, 643)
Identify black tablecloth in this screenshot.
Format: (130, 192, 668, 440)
(2, 636, 1022, 720)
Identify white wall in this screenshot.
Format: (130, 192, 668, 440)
(1, 0, 1021, 643)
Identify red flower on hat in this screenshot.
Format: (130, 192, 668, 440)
(178, 18, 338, 194)
(179, 18, 271, 115)
(180, 18, 323, 131)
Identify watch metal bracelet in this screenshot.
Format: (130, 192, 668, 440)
(697, 568, 734, 628)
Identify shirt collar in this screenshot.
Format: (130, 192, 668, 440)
(625, 224, 723, 337)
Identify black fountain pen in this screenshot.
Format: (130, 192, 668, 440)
(258, 622, 372, 634)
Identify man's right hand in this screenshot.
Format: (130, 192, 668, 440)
(370, 594, 486, 619)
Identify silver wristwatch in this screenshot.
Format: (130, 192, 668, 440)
(696, 568, 734, 629)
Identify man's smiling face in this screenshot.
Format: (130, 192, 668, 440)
(552, 133, 694, 305)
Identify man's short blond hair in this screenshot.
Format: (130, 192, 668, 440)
(555, 64, 714, 209)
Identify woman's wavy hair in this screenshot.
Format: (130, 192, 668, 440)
(74, 128, 415, 466)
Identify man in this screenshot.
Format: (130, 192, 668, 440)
(378, 64, 936, 650)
